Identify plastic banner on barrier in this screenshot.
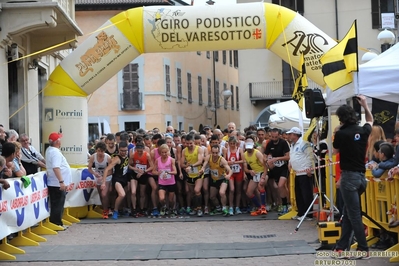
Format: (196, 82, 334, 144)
(0, 169, 102, 240)
(0, 174, 50, 240)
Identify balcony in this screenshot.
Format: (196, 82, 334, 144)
(249, 80, 323, 103)
(120, 92, 142, 111)
(0, 0, 82, 53)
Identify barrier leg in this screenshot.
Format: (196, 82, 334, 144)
(0, 250, 16, 260)
(87, 205, 102, 218)
(0, 238, 25, 254)
(43, 218, 65, 231)
(23, 228, 46, 242)
(9, 231, 39, 246)
(62, 219, 72, 226)
(31, 221, 57, 235)
(63, 208, 80, 223)
(386, 243, 399, 262)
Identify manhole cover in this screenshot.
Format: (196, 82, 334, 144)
(243, 234, 276, 239)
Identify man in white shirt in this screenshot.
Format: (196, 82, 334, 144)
(45, 132, 71, 227)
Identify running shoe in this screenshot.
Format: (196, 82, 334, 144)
(229, 207, 234, 216)
(189, 208, 197, 215)
(151, 208, 160, 216)
(291, 215, 300, 220)
(260, 206, 267, 215)
(235, 207, 242, 215)
(277, 205, 283, 213)
(197, 209, 203, 217)
(160, 207, 166, 216)
(108, 209, 114, 216)
(170, 209, 177, 218)
(138, 210, 146, 217)
(179, 207, 186, 215)
(186, 207, 192, 215)
(131, 209, 138, 218)
(209, 209, 222, 216)
(296, 215, 312, 221)
(102, 210, 109, 219)
(330, 249, 350, 260)
(266, 204, 271, 212)
(204, 206, 209, 215)
(250, 208, 261, 216)
(112, 210, 119, 220)
(222, 208, 229, 217)
(278, 205, 288, 216)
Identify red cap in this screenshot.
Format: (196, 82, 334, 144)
(49, 132, 62, 142)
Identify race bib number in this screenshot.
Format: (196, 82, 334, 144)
(96, 169, 104, 176)
(210, 169, 221, 180)
(231, 164, 240, 173)
(192, 166, 199, 174)
(123, 166, 128, 176)
(253, 173, 261, 182)
(160, 168, 171, 179)
(135, 163, 147, 173)
(274, 160, 285, 167)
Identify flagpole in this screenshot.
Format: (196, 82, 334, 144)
(327, 106, 334, 221)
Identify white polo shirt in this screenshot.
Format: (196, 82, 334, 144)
(289, 137, 314, 175)
(45, 146, 71, 187)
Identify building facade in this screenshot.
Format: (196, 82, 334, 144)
(0, 0, 82, 149)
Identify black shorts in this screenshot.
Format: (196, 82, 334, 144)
(269, 167, 288, 183)
(112, 176, 128, 188)
(159, 184, 176, 193)
(186, 175, 203, 185)
(210, 178, 228, 189)
(131, 172, 149, 185)
(148, 175, 158, 182)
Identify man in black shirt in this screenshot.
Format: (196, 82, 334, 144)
(265, 128, 290, 215)
(332, 95, 372, 259)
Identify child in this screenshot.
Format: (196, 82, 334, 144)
(371, 142, 396, 178)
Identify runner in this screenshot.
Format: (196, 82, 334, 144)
(102, 141, 129, 220)
(154, 144, 178, 217)
(87, 142, 112, 219)
(128, 141, 154, 217)
(243, 136, 268, 216)
(201, 145, 233, 216)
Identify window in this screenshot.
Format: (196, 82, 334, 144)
(125, 121, 140, 132)
(230, 85, 234, 110)
(223, 83, 228, 109)
(229, 50, 232, 66)
(88, 123, 103, 142)
(206, 51, 210, 59)
(222, 51, 226, 64)
(282, 61, 297, 96)
(272, 0, 304, 15)
(207, 78, 212, 107)
(187, 73, 192, 104)
(215, 81, 220, 108)
(122, 63, 141, 110)
(233, 50, 239, 68)
(198, 76, 203, 106)
(236, 86, 239, 111)
(214, 51, 219, 62)
(177, 68, 182, 99)
(371, 0, 395, 29)
(178, 122, 183, 131)
(165, 64, 171, 97)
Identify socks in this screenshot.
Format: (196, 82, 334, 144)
(259, 190, 266, 206)
(250, 195, 260, 207)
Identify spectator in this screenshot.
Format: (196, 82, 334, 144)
(0, 125, 6, 155)
(366, 125, 386, 162)
(7, 129, 19, 142)
(2, 142, 16, 179)
(46, 132, 71, 228)
(371, 142, 396, 178)
(19, 133, 46, 175)
(11, 142, 26, 177)
(0, 156, 10, 190)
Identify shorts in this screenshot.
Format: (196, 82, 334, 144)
(148, 175, 158, 182)
(186, 175, 203, 185)
(269, 168, 288, 183)
(95, 175, 112, 186)
(159, 184, 176, 193)
(131, 172, 149, 185)
(230, 173, 244, 182)
(112, 175, 128, 188)
(210, 178, 228, 189)
(248, 172, 264, 183)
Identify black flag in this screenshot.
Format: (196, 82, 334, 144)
(372, 98, 398, 139)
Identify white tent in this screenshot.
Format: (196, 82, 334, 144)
(268, 100, 310, 130)
(326, 42, 399, 105)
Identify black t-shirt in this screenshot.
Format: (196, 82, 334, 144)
(333, 123, 371, 172)
(265, 139, 290, 169)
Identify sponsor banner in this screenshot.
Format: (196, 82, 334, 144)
(0, 169, 102, 240)
(143, 3, 266, 52)
(43, 96, 88, 166)
(268, 15, 336, 87)
(60, 21, 141, 96)
(0, 174, 49, 240)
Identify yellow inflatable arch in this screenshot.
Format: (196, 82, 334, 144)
(43, 2, 337, 165)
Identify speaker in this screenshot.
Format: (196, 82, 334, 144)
(304, 89, 326, 118)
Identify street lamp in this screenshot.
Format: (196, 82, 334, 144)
(361, 48, 379, 62)
(377, 28, 395, 52)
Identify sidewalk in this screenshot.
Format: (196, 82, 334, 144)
(1, 214, 394, 265)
